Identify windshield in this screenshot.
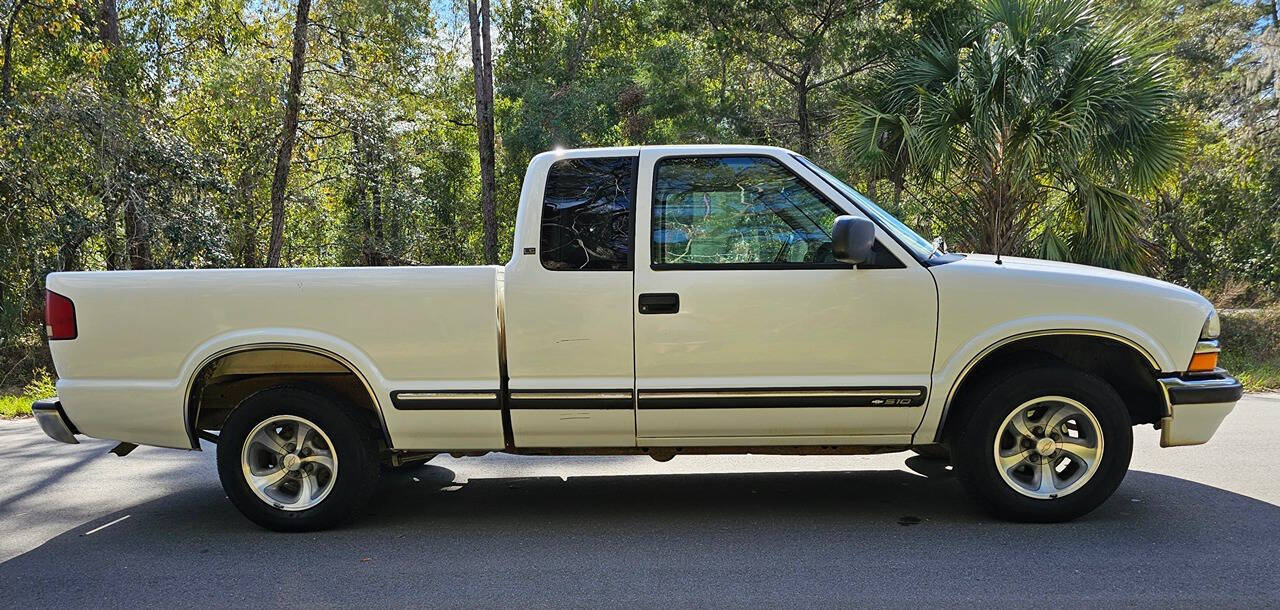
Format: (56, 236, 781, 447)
(794, 156, 936, 261)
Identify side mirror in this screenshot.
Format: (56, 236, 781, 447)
(831, 215, 876, 265)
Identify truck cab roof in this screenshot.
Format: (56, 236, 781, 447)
(531, 143, 801, 161)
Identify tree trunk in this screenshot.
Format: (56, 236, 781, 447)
(340, 34, 363, 263)
(469, 0, 498, 264)
(122, 196, 152, 269)
(98, 0, 125, 100)
(103, 207, 121, 270)
(53, 206, 92, 272)
(1, 0, 24, 105)
(1158, 190, 1209, 268)
(265, 0, 312, 267)
(1272, 0, 1279, 97)
(240, 194, 259, 267)
(351, 125, 371, 264)
(98, 0, 123, 97)
(234, 161, 259, 267)
(370, 161, 385, 265)
(977, 169, 1023, 257)
(795, 81, 811, 155)
(97, 0, 152, 269)
(97, 0, 119, 43)
(480, 0, 497, 264)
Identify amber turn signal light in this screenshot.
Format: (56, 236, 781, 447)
(1188, 351, 1219, 372)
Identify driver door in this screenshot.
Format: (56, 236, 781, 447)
(631, 149, 938, 443)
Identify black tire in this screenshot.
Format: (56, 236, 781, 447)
(216, 385, 379, 532)
(952, 366, 1133, 522)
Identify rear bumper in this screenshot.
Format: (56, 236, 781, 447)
(32, 398, 80, 444)
(1156, 369, 1243, 447)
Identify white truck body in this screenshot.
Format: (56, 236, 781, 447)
(34, 144, 1242, 528)
(42, 144, 1233, 451)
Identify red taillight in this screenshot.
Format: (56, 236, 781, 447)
(45, 290, 77, 340)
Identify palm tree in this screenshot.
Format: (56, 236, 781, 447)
(836, 0, 1184, 271)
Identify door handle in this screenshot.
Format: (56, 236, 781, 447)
(638, 293, 680, 314)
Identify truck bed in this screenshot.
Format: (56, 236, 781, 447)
(47, 266, 503, 448)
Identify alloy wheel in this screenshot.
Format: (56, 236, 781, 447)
(992, 396, 1104, 499)
(240, 415, 338, 511)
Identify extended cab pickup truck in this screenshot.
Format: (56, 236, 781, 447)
(34, 145, 1243, 531)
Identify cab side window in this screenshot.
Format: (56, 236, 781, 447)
(540, 157, 637, 271)
(651, 156, 842, 268)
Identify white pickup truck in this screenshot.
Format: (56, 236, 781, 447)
(34, 145, 1242, 531)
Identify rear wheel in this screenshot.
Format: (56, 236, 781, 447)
(216, 385, 379, 531)
(952, 366, 1132, 522)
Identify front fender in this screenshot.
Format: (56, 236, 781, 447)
(913, 316, 1173, 444)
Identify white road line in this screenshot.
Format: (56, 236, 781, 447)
(82, 514, 130, 536)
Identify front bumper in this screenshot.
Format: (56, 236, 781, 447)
(32, 398, 80, 444)
(1156, 369, 1243, 447)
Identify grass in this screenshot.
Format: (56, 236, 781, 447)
(0, 369, 56, 419)
(1221, 355, 1280, 392)
(0, 394, 36, 419)
(1220, 305, 1280, 392)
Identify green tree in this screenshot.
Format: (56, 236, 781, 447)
(666, 0, 912, 155)
(1098, 0, 1280, 295)
(838, 0, 1184, 271)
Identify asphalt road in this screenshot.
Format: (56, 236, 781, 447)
(1, 394, 1277, 607)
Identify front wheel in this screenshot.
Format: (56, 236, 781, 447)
(952, 366, 1133, 522)
(216, 385, 379, 531)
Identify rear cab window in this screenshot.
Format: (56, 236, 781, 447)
(540, 157, 638, 271)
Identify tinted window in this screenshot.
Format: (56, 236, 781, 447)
(540, 157, 636, 271)
(652, 156, 841, 267)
